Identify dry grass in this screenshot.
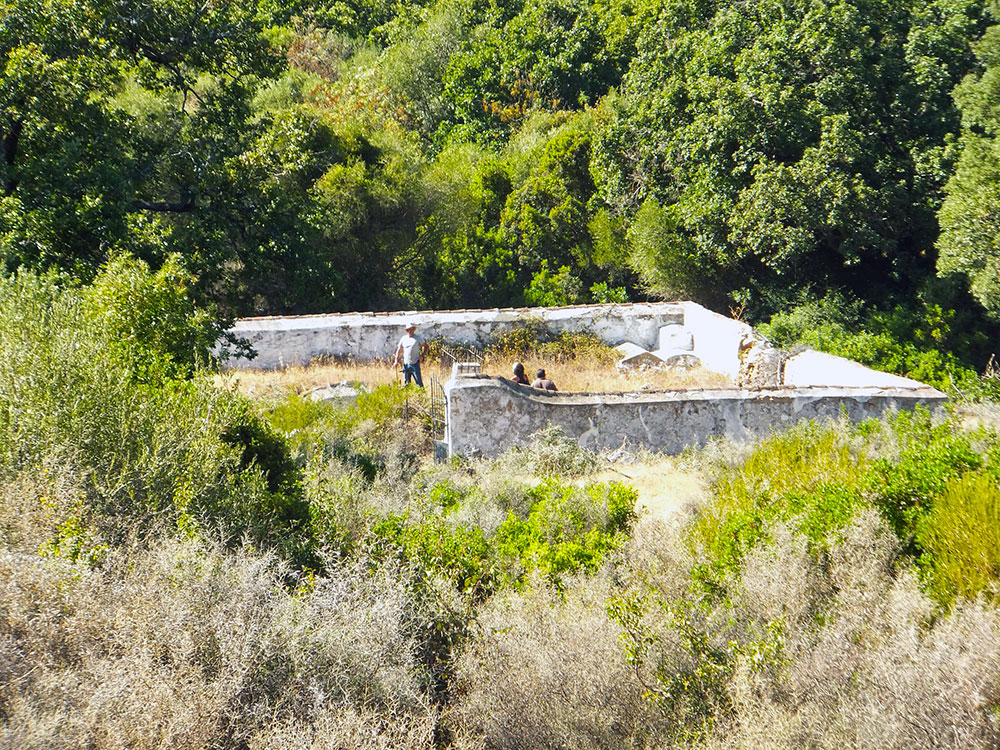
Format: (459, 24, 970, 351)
(585, 456, 707, 526)
(0, 536, 436, 750)
(448, 571, 665, 750)
(218, 356, 730, 399)
(624, 509, 1000, 750)
(713, 510, 1000, 749)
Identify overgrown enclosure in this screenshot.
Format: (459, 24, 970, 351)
(1, 259, 1000, 748)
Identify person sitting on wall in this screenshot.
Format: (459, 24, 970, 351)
(511, 362, 530, 385)
(531, 368, 557, 391)
(393, 322, 430, 387)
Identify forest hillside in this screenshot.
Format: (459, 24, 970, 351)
(6, 0, 1000, 380)
(6, 0, 1000, 747)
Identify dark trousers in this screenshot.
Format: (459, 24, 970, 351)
(402, 362, 424, 387)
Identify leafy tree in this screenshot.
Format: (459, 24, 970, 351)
(0, 0, 132, 271)
(499, 115, 594, 286)
(0, 0, 282, 292)
(440, 0, 645, 143)
(376, 0, 474, 142)
(309, 121, 429, 311)
(593, 0, 985, 314)
(936, 23, 1000, 320)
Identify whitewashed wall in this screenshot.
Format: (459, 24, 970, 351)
(223, 302, 704, 369)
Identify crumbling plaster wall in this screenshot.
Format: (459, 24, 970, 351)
(223, 302, 722, 370)
(443, 375, 947, 458)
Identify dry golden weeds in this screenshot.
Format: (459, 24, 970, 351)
(584, 456, 707, 526)
(449, 571, 664, 750)
(219, 356, 730, 399)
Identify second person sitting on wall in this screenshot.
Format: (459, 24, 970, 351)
(393, 322, 430, 387)
(531, 369, 557, 391)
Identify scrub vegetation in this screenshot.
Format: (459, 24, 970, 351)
(0, 260, 1000, 748)
(8, 0, 1000, 745)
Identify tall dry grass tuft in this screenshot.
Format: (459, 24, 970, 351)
(247, 707, 437, 749)
(0, 537, 435, 750)
(447, 570, 664, 750)
(702, 510, 1000, 749)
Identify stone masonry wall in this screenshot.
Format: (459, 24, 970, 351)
(223, 301, 945, 458)
(224, 302, 710, 370)
(443, 373, 947, 458)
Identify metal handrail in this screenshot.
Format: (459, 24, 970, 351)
(439, 345, 484, 364)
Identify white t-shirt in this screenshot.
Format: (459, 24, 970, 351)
(397, 333, 423, 365)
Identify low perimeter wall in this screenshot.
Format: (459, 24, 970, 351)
(223, 302, 754, 376)
(443, 373, 947, 457)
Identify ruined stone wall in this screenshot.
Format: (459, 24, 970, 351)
(443, 373, 947, 458)
(223, 303, 702, 369)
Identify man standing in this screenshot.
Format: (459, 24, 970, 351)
(393, 322, 430, 387)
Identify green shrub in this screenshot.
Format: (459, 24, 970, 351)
(367, 476, 635, 593)
(864, 410, 984, 546)
(0, 263, 312, 560)
(691, 409, 1000, 599)
(916, 471, 1000, 603)
(373, 514, 493, 594)
(81, 253, 228, 382)
(692, 420, 866, 584)
(494, 479, 636, 588)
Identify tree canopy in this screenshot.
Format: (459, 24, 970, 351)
(3, 0, 1000, 363)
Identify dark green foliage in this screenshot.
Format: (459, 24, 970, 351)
(0, 0, 281, 282)
(222, 413, 303, 498)
(937, 22, 1000, 320)
(593, 0, 985, 314)
(440, 0, 642, 143)
(760, 291, 1000, 397)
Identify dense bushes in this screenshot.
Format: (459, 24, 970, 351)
(688, 409, 1000, 605)
(0, 539, 436, 749)
(0, 259, 313, 557)
(6, 259, 1000, 747)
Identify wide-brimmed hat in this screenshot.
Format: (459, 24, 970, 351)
(405, 322, 417, 330)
